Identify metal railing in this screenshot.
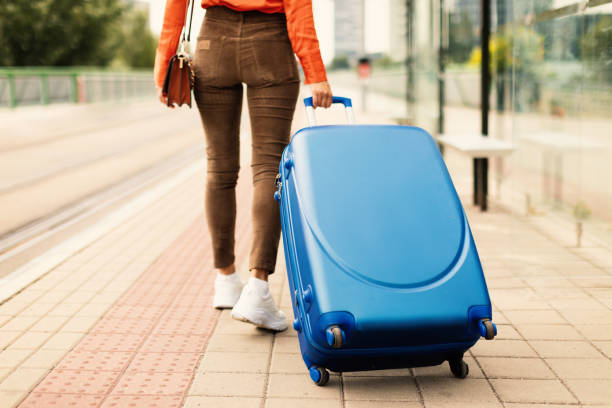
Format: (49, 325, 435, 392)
(0, 68, 155, 108)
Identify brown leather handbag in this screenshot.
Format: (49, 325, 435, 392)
(162, 0, 195, 108)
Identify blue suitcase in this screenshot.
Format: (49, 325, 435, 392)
(274, 97, 496, 385)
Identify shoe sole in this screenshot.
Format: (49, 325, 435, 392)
(231, 310, 287, 332)
(213, 304, 235, 310)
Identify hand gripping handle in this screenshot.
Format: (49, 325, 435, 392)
(303, 96, 356, 126)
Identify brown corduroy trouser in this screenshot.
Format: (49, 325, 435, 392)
(192, 6, 300, 273)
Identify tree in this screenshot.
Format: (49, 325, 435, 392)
(114, 8, 157, 68)
(328, 55, 350, 70)
(448, 11, 477, 64)
(0, 0, 124, 67)
(582, 16, 612, 84)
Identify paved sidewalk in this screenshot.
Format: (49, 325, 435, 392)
(180, 205, 612, 408)
(0, 99, 611, 407)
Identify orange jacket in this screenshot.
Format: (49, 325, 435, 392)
(154, 0, 328, 88)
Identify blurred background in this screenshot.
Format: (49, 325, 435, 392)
(0, 0, 611, 275)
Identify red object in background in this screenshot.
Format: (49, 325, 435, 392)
(77, 76, 87, 103)
(358, 57, 371, 80)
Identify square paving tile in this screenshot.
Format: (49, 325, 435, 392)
(471, 340, 537, 357)
(29, 316, 70, 332)
(503, 404, 580, 408)
(515, 325, 583, 340)
(270, 352, 307, 374)
(424, 403, 503, 408)
(206, 334, 273, 353)
(576, 325, 612, 341)
(184, 396, 262, 408)
(593, 341, 612, 358)
(0, 316, 38, 332)
(0, 368, 10, 381)
(490, 379, 577, 404)
(476, 357, 555, 379)
(111, 371, 193, 396)
(0, 331, 22, 350)
(0, 367, 48, 391)
(345, 402, 421, 408)
(560, 309, 612, 325)
(273, 335, 300, 353)
(529, 340, 602, 358)
(268, 398, 343, 408)
(42, 331, 85, 350)
(267, 373, 341, 399)
(199, 351, 269, 374)
(189, 372, 266, 397)
(48, 302, 83, 317)
(343, 368, 413, 377)
(7, 331, 52, 350)
(414, 357, 483, 378)
(214, 318, 273, 335)
(549, 297, 608, 310)
(21, 349, 68, 369)
(504, 310, 566, 325)
(418, 377, 497, 403)
(0, 390, 27, 407)
(495, 325, 522, 340)
(546, 358, 612, 379)
(565, 379, 612, 405)
(19, 302, 56, 317)
(0, 349, 33, 368)
(343, 376, 419, 401)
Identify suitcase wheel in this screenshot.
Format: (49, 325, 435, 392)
(309, 366, 330, 386)
(449, 358, 469, 379)
(325, 325, 345, 349)
(478, 319, 497, 340)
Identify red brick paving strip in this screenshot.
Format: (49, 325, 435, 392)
(19, 175, 253, 407)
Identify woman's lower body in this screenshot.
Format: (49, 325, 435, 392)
(193, 6, 300, 330)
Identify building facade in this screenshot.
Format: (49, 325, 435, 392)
(334, 0, 365, 60)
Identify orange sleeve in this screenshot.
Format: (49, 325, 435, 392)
(283, 0, 328, 84)
(154, 0, 189, 89)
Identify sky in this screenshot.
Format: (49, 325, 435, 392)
(147, 0, 392, 64)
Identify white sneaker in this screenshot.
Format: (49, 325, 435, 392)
(213, 273, 244, 309)
(231, 278, 288, 331)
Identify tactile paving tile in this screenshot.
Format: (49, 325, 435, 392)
(139, 334, 207, 353)
(74, 333, 143, 352)
(111, 372, 193, 396)
(20, 393, 104, 407)
(100, 395, 183, 408)
(153, 314, 218, 335)
(103, 306, 166, 321)
(57, 351, 132, 372)
(35, 369, 118, 394)
(115, 293, 177, 307)
(91, 318, 156, 335)
(126, 352, 201, 373)
(20, 192, 253, 407)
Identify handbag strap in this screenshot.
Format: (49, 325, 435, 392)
(181, 0, 196, 44)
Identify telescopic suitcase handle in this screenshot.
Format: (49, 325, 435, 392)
(304, 96, 356, 126)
